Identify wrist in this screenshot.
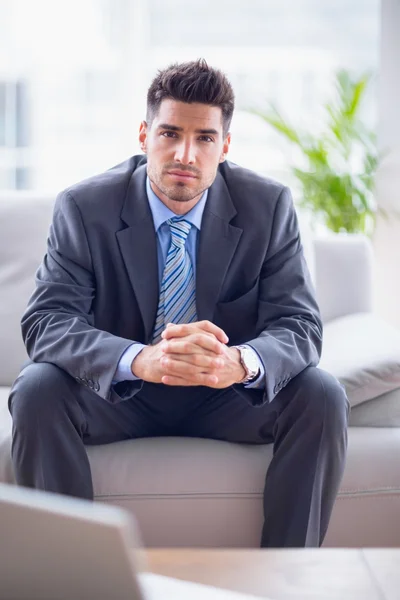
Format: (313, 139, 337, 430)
(231, 347, 247, 383)
(131, 347, 147, 380)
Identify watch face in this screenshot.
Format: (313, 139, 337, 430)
(243, 348, 259, 375)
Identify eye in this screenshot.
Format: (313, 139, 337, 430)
(199, 136, 214, 142)
(161, 131, 178, 138)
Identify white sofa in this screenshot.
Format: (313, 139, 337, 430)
(1, 193, 400, 547)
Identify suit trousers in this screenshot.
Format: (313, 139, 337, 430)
(8, 361, 349, 547)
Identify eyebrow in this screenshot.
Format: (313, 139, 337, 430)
(157, 123, 219, 135)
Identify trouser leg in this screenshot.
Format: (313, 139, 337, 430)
(181, 367, 349, 547)
(8, 362, 164, 499)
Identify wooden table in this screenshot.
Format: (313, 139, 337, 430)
(143, 548, 400, 599)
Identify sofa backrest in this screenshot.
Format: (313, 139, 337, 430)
(0, 194, 54, 386)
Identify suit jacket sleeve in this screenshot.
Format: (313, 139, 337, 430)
(21, 190, 139, 402)
(238, 186, 323, 406)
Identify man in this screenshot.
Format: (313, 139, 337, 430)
(8, 59, 349, 547)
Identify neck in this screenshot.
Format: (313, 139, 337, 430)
(150, 181, 202, 215)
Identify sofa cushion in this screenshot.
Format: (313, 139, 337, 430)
(319, 313, 400, 408)
(0, 194, 54, 386)
(349, 387, 400, 427)
(297, 214, 316, 286)
(0, 387, 14, 484)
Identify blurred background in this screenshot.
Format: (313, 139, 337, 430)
(0, 0, 399, 325)
(0, 0, 380, 190)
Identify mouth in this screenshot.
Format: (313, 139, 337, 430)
(167, 170, 197, 181)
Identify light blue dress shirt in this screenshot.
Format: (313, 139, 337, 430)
(113, 176, 264, 388)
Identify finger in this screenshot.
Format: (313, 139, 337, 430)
(162, 323, 210, 340)
(161, 336, 224, 356)
(169, 321, 228, 344)
(162, 375, 199, 387)
(162, 352, 224, 370)
(161, 373, 219, 387)
(161, 356, 219, 377)
(162, 321, 229, 344)
(195, 320, 229, 343)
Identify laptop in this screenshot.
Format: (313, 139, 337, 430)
(0, 483, 266, 600)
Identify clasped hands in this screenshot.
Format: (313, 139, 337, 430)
(131, 320, 246, 388)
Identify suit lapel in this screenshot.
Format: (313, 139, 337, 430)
(196, 170, 242, 321)
(116, 164, 159, 343)
(116, 163, 243, 338)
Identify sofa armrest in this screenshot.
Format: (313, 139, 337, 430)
(313, 234, 374, 324)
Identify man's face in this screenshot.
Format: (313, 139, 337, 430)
(139, 99, 230, 214)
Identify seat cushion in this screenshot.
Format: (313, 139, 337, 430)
(88, 436, 271, 547)
(0, 387, 14, 484)
(319, 313, 400, 408)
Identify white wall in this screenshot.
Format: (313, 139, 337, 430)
(373, 0, 400, 328)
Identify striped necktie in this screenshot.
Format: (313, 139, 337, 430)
(152, 217, 197, 343)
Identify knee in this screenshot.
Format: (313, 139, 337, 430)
(8, 362, 71, 427)
(295, 367, 349, 427)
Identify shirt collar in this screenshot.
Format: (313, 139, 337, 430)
(146, 176, 208, 232)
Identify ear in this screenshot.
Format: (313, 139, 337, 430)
(139, 121, 148, 153)
(219, 132, 231, 163)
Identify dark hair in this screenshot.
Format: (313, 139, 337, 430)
(146, 59, 235, 137)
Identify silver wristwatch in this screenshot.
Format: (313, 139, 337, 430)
(235, 345, 260, 384)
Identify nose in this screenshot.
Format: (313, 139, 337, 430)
(174, 139, 195, 165)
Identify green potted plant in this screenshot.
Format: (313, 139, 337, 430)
(252, 70, 382, 236)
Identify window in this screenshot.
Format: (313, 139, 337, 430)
(0, 80, 30, 189)
(0, 0, 380, 191)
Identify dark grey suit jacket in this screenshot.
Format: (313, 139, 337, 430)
(21, 155, 322, 406)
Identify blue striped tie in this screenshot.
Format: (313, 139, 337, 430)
(152, 217, 197, 343)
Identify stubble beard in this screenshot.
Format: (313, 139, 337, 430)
(149, 169, 209, 203)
